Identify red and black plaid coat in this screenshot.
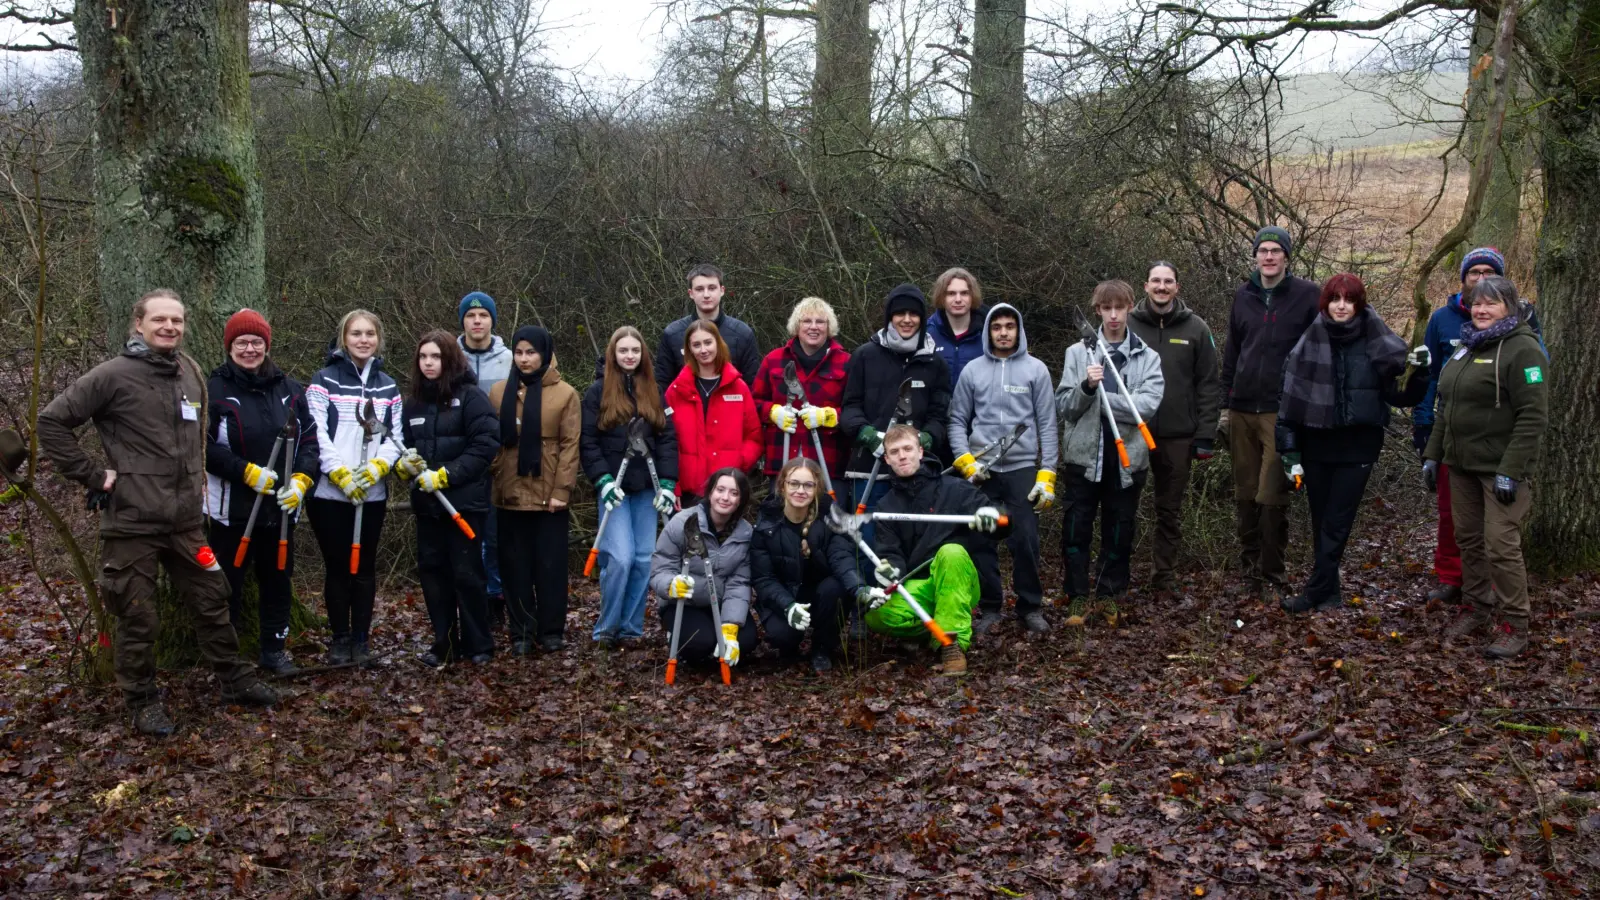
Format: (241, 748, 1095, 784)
(751, 338, 851, 478)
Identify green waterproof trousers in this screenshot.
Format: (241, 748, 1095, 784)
(863, 544, 979, 651)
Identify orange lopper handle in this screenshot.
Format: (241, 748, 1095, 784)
(1115, 439, 1131, 469)
(924, 619, 953, 646)
(720, 660, 732, 686)
(277, 540, 288, 571)
(233, 536, 251, 568)
(583, 545, 600, 578)
(996, 515, 1010, 528)
(1138, 422, 1157, 451)
(451, 513, 477, 540)
(854, 500, 867, 515)
(665, 659, 677, 685)
(349, 545, 360, 575)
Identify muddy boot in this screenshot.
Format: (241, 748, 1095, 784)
(1096, 595, 1122, 628)
(1483, 621, 1529, 659)
(1064, 597, 1090, 627)
(132, 703, 175, 737)
(1443, 606, 1491, 645)
(222, 679, 279, 707)
(350, 639, 375, 668)
(258, 651, 298, 676)
(325, 635, 352, 666)
(973, 610, 1004, 637)
(1021, 611, 1050, 634)
(938, 643, 968, 676)
(1426, 583, 1462, 604)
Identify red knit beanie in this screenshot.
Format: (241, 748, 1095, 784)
(224, 308, 271, 351)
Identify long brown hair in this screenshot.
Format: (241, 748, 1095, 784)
(598, 326, 666, 431)
(776, 457, 824, 558)
(409, 329, 469, 406)
(682, 320, 730, 376)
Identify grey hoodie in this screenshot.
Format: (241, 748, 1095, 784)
(649, 504, 753, 625)
(948, 304, 1059, 475)
(1055, 328, 1165, 488)
(458, 334, 512, 398)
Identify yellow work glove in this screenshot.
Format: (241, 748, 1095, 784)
(952, 452, 981, 480)
(668, 574, 696, 599)
(769, 405, 798, 434)
(276, 473, 313, 512)
(415, 467, 449, 493)
(352, 457, 391, 489)
(243, 462, 279, 494)
(328, 466, 366, 502)
(1028, 470, 1057, 511)
(719, 623, 741, 666)
(798, 405, 837, 429)
(393, 450, 426, 482)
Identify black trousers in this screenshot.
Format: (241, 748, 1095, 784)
(417, 510, 492, 659)
(976, 467, 1043, 615)
(308, 497, 386, 640)
(499, 508, 571, 642)
(759, 576, 846, 656)
(207, 516, 297, 655)
(1302, 460, 1373, 604)
(1061, 465, 1145, 598)
(663, 605, 756, 663)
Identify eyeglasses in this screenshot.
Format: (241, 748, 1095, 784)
(1256, 247, 1286, 258)
(784, 479, 818, 492)
(233, 338, 266, 350)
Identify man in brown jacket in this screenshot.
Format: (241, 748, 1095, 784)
(39, 289, 278, 736)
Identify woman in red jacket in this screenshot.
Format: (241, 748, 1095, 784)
(666, 320, 762, 505)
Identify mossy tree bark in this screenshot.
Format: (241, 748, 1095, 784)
(969, 0, 1026, 188)
(1465, 9, 1530, 254)
(811, 0, 874, 203)
(73, 0, 265, 364)
(1523, 0, 1600, 571)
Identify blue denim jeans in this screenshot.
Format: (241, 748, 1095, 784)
(482, 505, 502, 596)
(592, 490, 657, 640)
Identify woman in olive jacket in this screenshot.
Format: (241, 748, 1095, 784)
(1422, 276, 1549, 658)
(398, 330, 501, 667)
(488, 325, 581, 655)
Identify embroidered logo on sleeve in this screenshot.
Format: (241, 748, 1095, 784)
(1524, 366, 1543, 384)
(1168, 338, 1190, 345)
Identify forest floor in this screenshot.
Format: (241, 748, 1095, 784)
(1, 481, 1597, 899)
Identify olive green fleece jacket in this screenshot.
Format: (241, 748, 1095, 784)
(1422, 322, 1548, 480)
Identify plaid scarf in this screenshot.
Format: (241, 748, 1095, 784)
(1279, 307, 1406, 429)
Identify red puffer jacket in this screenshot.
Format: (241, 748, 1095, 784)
(751, 339, 850, 477)
(665, 362, 762, 497)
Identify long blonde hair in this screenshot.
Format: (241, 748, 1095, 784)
(777, 457, 824, 558)
(598, 325, 666, 431)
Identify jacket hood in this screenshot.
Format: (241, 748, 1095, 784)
(890, 458, 943, 491)
(756, 484, 836, 527)
(458, 334, 509, 357)
(1448, 291, 1468, 316)
(1131, 297, 1193, 327)
(1100, 326, 1151, 356)
(980, 303, 1028, 360)
(871, 327, 937, 358)
(209, 358, 285, 386)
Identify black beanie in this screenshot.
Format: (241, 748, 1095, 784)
(1252, 225, 1293, 258)
(883, 283, 926, 326)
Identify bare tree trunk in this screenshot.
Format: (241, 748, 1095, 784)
(811, 0, 873, 200)
(1524, 0, 1600, 571)
(1465, 9, 1529, 254)
(969, 0, 1026, 187)
(73, 0, 265, 363)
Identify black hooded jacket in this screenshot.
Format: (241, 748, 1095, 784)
(876, 460, 1009, 575)
(581, 355, 680, 494)
(205, 361, 320, 529)
(839, 325, 952, 474)
(401, 370, 501, 515)
(750, 492, 862, 614)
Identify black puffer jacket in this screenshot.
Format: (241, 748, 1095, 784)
(1276, 333, 1427, 464)
(839, 332, 952, 473)
(877, 460, 1009, 575)
(205, 360, 320, 529)
(581, 358, 680, 495)
(750, 493, 862, 615)
(401, 371, 500, 516)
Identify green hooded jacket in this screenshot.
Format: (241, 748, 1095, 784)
(1422, 321, 1548, 480)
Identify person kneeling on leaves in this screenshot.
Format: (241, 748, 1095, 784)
(867, 424, 1007, 675)
(650, 468, 756, 669)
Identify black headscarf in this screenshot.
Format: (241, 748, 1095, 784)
(500, 325, 554, 476)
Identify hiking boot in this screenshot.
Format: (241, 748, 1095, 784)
(595, 634, 618, 652)
(973, 610, 1004, 637)
(132, 703, 175, 737)
(1021, 611, 1050, 634)
(258, 651, 298, 676)
(1426, 583, 1462, 604)
(350, 640, 375, 667)
(539, 636, 565, 653)
(938, 643, 968, 676)
(1281, 593, 1341, 614)
(810, 651, 833, 674)
(1064, 597, 1091, 627)
(222, 679, 279, 707)
(418, 650, 446, 669)
(1149, 573, 1178, 595)
(325, 635, 352, 666)
(1483, 622, 1529, 659)
(510, 640, 535, 657)
(468, 653, 493, 665)
(1259, 582, 1286, 607)
(1096, 596, 1122, 628)
(1443, 606, 1491, 644)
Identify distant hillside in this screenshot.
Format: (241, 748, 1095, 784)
(1273, 71, 1468, 151)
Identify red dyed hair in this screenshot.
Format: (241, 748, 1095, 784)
(1320, 273, 1368, 315)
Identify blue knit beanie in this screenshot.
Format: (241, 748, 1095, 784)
(1460, 247, 1506, 281)
(458, 291, 497, 325)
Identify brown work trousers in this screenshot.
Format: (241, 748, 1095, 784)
(1448, 469, 1533, 625)
(1148, 436, 1193, 583)
(100, 529, 254, 707)
(1229, 411, 1289, 584)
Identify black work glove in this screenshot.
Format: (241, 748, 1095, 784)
(1421, 460, 1439, 493)
(85, 488, 110, 511)
(1412, 424, 1432, 456)
(1493, 474, 1518, 505)
(1191, 439, 1213, 461)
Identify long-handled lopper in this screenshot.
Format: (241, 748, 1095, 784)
(855, 379, 914, 514)
(234, 420, 290, 568)
(276, 414, 299, 570)
(350, 399, 380, 575)
(664, 512, 690, 685)
(684, 514, 732, 685)
(1075, 321, 1131, 470)
(943, 421, 1029, 479)
(833, 509, 1011, 529)
(374, 409, 477, 541)
(584, 417, 648, 577)
(1077, 311, 1153, 460)
(825, 506, 952, 647)
(782, 360, 834, 498)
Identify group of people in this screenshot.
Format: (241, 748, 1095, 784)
(35, 230, 1550, 737)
